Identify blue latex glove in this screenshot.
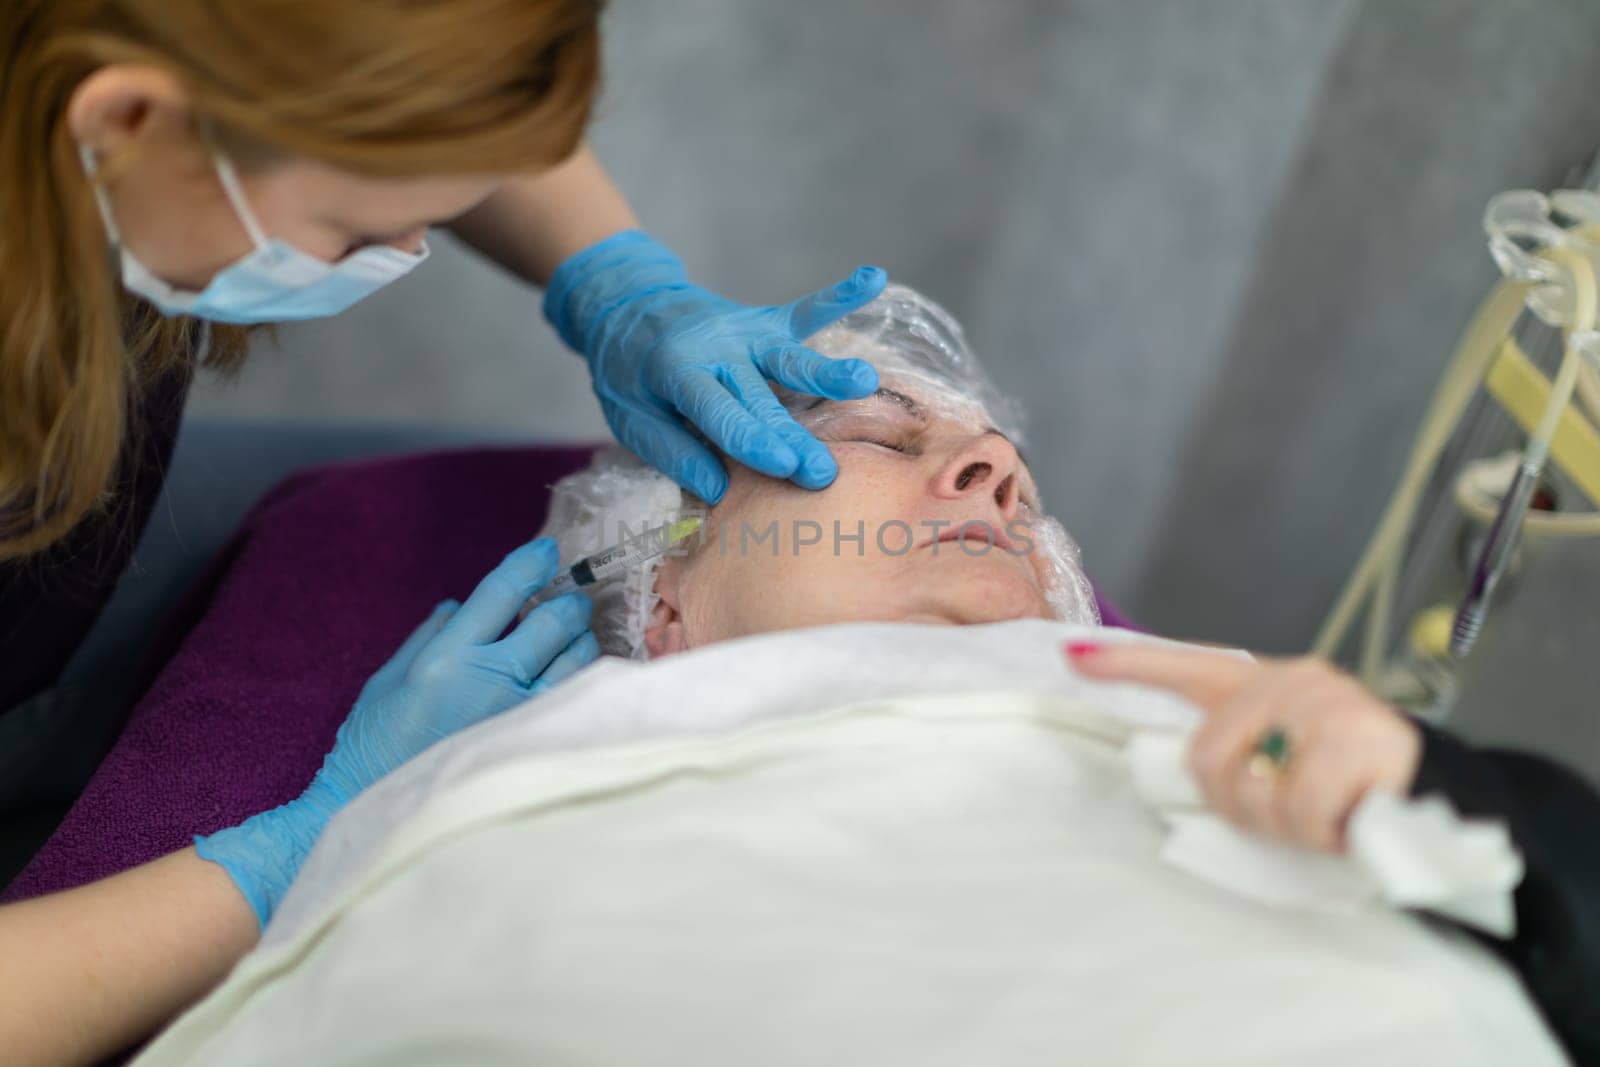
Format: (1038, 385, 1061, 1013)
(544, 230, 888, 503)
(195, 538, 597, 927)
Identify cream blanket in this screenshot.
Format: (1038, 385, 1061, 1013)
(134, 621, 1564, 1065)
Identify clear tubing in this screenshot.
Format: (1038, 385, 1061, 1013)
(1316, 202, 1600, 670)
(1527, 247, 1596, 469)
(1450, 245, 1597, 657)
(1313, 279, 1530, 664)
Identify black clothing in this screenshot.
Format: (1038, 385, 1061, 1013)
(0, 363, 192, 713)
(1413, 722, 1600, 1064)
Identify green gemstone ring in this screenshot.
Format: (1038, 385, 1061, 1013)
(1248, 727, 1293, 779)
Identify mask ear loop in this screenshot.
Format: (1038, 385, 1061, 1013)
(199, 123, 272, 252)
(78, 125, 271, 256)
(76, 142, 125, 246)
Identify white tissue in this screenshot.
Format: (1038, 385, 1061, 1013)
(1126, 729, 1524, 938)
(1349, 792, 1523, 937)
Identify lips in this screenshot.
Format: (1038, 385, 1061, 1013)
(924, 522, 1019, 554)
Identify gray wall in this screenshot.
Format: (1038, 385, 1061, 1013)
(190, 0, 1600, 651)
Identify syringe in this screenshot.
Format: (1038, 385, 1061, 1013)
(523, 517, 703, 610)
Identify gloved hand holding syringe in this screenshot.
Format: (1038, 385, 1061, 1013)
(521, 516, 703, 612)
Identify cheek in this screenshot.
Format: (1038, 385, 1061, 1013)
(717, 463, 855, 532)
(671, 535, 822, 642)
(245, 178, 352, 260)
(811, 446, 924, 520)
(676, 478, 915, 637)
(296, 229, 357, 262)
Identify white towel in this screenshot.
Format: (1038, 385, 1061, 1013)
(1125, 728, 1523, 936)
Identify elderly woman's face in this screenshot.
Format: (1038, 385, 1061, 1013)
(645, 386, 1054, 655)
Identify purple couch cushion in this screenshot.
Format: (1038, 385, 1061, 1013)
(3, 444, 1131, 902)
(2, 445, 599, 902)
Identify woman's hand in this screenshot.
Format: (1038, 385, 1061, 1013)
(197, 537, 599, 927)
(0, 539, 597, 1066)
(543, 230, 888, 504)
(1065, 642, 1422, 853)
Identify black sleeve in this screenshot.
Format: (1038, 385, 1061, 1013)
(1409, 721, 1600, 1064)
(0, 361, 190, 714)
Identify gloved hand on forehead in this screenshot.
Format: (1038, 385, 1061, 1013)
(544, 229, 886, 503)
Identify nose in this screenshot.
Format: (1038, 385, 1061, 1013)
(930, 433, 1024, 521)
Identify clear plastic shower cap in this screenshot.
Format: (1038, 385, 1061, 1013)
(536, 446, 686, 660)
(799, 284, 1030, 446)
(538, 284, 1099, 659)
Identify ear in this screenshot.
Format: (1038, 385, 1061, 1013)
(643, 557, 688, 659)
(67, 64, 197, 161)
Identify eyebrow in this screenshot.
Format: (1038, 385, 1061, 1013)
(802, 387, 927, 418)
(876, 386, 924, 418)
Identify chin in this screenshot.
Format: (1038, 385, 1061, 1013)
(916, 559, 1052, 624)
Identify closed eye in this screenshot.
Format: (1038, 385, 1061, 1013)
(855, 436, 911, 453)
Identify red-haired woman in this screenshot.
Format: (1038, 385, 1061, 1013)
(0, 3, 885, 1059)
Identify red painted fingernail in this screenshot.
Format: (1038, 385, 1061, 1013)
(1063, 641, 1104, 658)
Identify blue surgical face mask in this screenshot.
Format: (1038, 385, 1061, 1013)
(78, 143, 428, 325)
